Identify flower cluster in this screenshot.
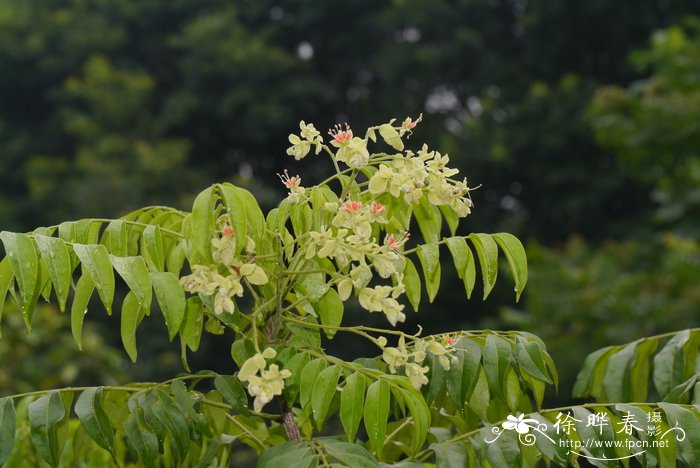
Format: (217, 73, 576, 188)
(368, 144, 472, 216)
(180, 223, 269, 315)
(287, 121, 323, 160)
(329, 124, 370, 168)
(238, 348, 291, 412)
(379, 335, 457, 390)
(305, 200, 409, 325)
(279, 170, 305, 204)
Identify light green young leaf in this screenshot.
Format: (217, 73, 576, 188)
(34, 234, 71, 312)
(629, 338, 658, 402)
(402, 258, 421, 312)
(181, 297, 204, 352)
(300, 359, 328, 414)
(378, 123, 404, 150)
(71, 271, 95, 350)
(73, 243, 115, 314)
(142, 225, 164, 272)
(413, 197, 442, 244)
(468, 233, 499, 299)
(105, 220, 128, 257)
(492, 233, 528, 301)
(572, 346, 614, 399)
(1, 231, 39, 329)
(417, 244, 440, 303)
(438, 205, 459, 236)
(311, 365, 342, 429)
(111, 255, 152, 309)
(364, 380, 390, 459)
(219, 184, 248, 254)
(151, 272, 186, 341)
(318, 288, 343, 338)
(75, 387, 115, 456)
(0, 397, 15, 465)
(190, 186, 215, 264)
(121, 291, 145, 362)
(340, 372, 366, 442)
(28, 391, 65, 468)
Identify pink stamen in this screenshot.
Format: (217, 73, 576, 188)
(406, 113, 423, 130)
(329, 123, 353, 144)
(342, 200, 363, 213)
(371, 201, 385, 216)
(221, 225, 235, 237)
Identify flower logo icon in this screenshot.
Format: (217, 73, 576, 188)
(502, 414, 538, 434)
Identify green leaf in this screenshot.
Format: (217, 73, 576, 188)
(311, 365, 342, 429)
(482, 334, 512, 400)
(402, 258, 421, 312)
(70, 270, 95, 350)
(431, 442, 467, 468)
(515, 337, 552, 385)
(219, 184, 248, 254)
(654, 330, 692, 398)
(413, 196, 442, 244)
(151, 272, 186, 341)
(142, 225, 164, 272)
(257, 441, 316, 468)
(110, 255, 152, 309)
(321, 438, 378, 467)
(73, 243, 115, 314)
(446, 237, 469, 277)
(75, 387, 115, 456)
(121, 291, 145, 362)
(149, 389, 191, 461)
(181, 297, 204, 352)
(214, 375, 250, 416)
(572, 346, 614, 398)
(468, 233, 499, 299)
(300, 358, 328, 413)
(318, 288, 343, 338)
(0, 258, 15, 337)
(340, 372, 366, 442)
(105, 220, 128, 257)
(446, 337, 482, 410)
(364, 380, 390, 459)
(1, 231, 39, 329)
(629, 338, 658, 402)
(395, 385, 430, 454)
(659, 402, 700, 466)
(0, 397, 16, 465)
(492, 233, 528, 301)
(28, 391, 65, 467)
(603, 341, 637, 402)
(190, 186, 215, 263)
(34, 234, 71, 312)
(282, 352, 310, 405)
(124, 412, 158, 468)
(229, 185, 266, 241)
(417, 244, 440, 302)
(438, 205, 459, 236)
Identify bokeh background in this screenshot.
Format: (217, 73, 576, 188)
(1, 0, 699, 407)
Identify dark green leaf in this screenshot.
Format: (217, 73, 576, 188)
(603, 341, 637, 402)
(321, 438, 378, 467)
(431, 442, 467, 468)
(446, 337, 482, 410)
(124, 412, 158, 468)
(482, 334, 512, 400)
(181, 297, 204, 352)
(214, 375, 250, 416)
(257, 441, 316, 468)
(0, 397, 16, 465)
(142, 225, 165, 272)
(28, 391, 65, 467)
(515, 337, 552, 385)
(659, 402, 700, 466)
(190, 186, 215, 263)
(654, 330, 691, 398)
(413, 196, 441, 244)
(0, 258, 15, 337)
(75, 387, 115, 456)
